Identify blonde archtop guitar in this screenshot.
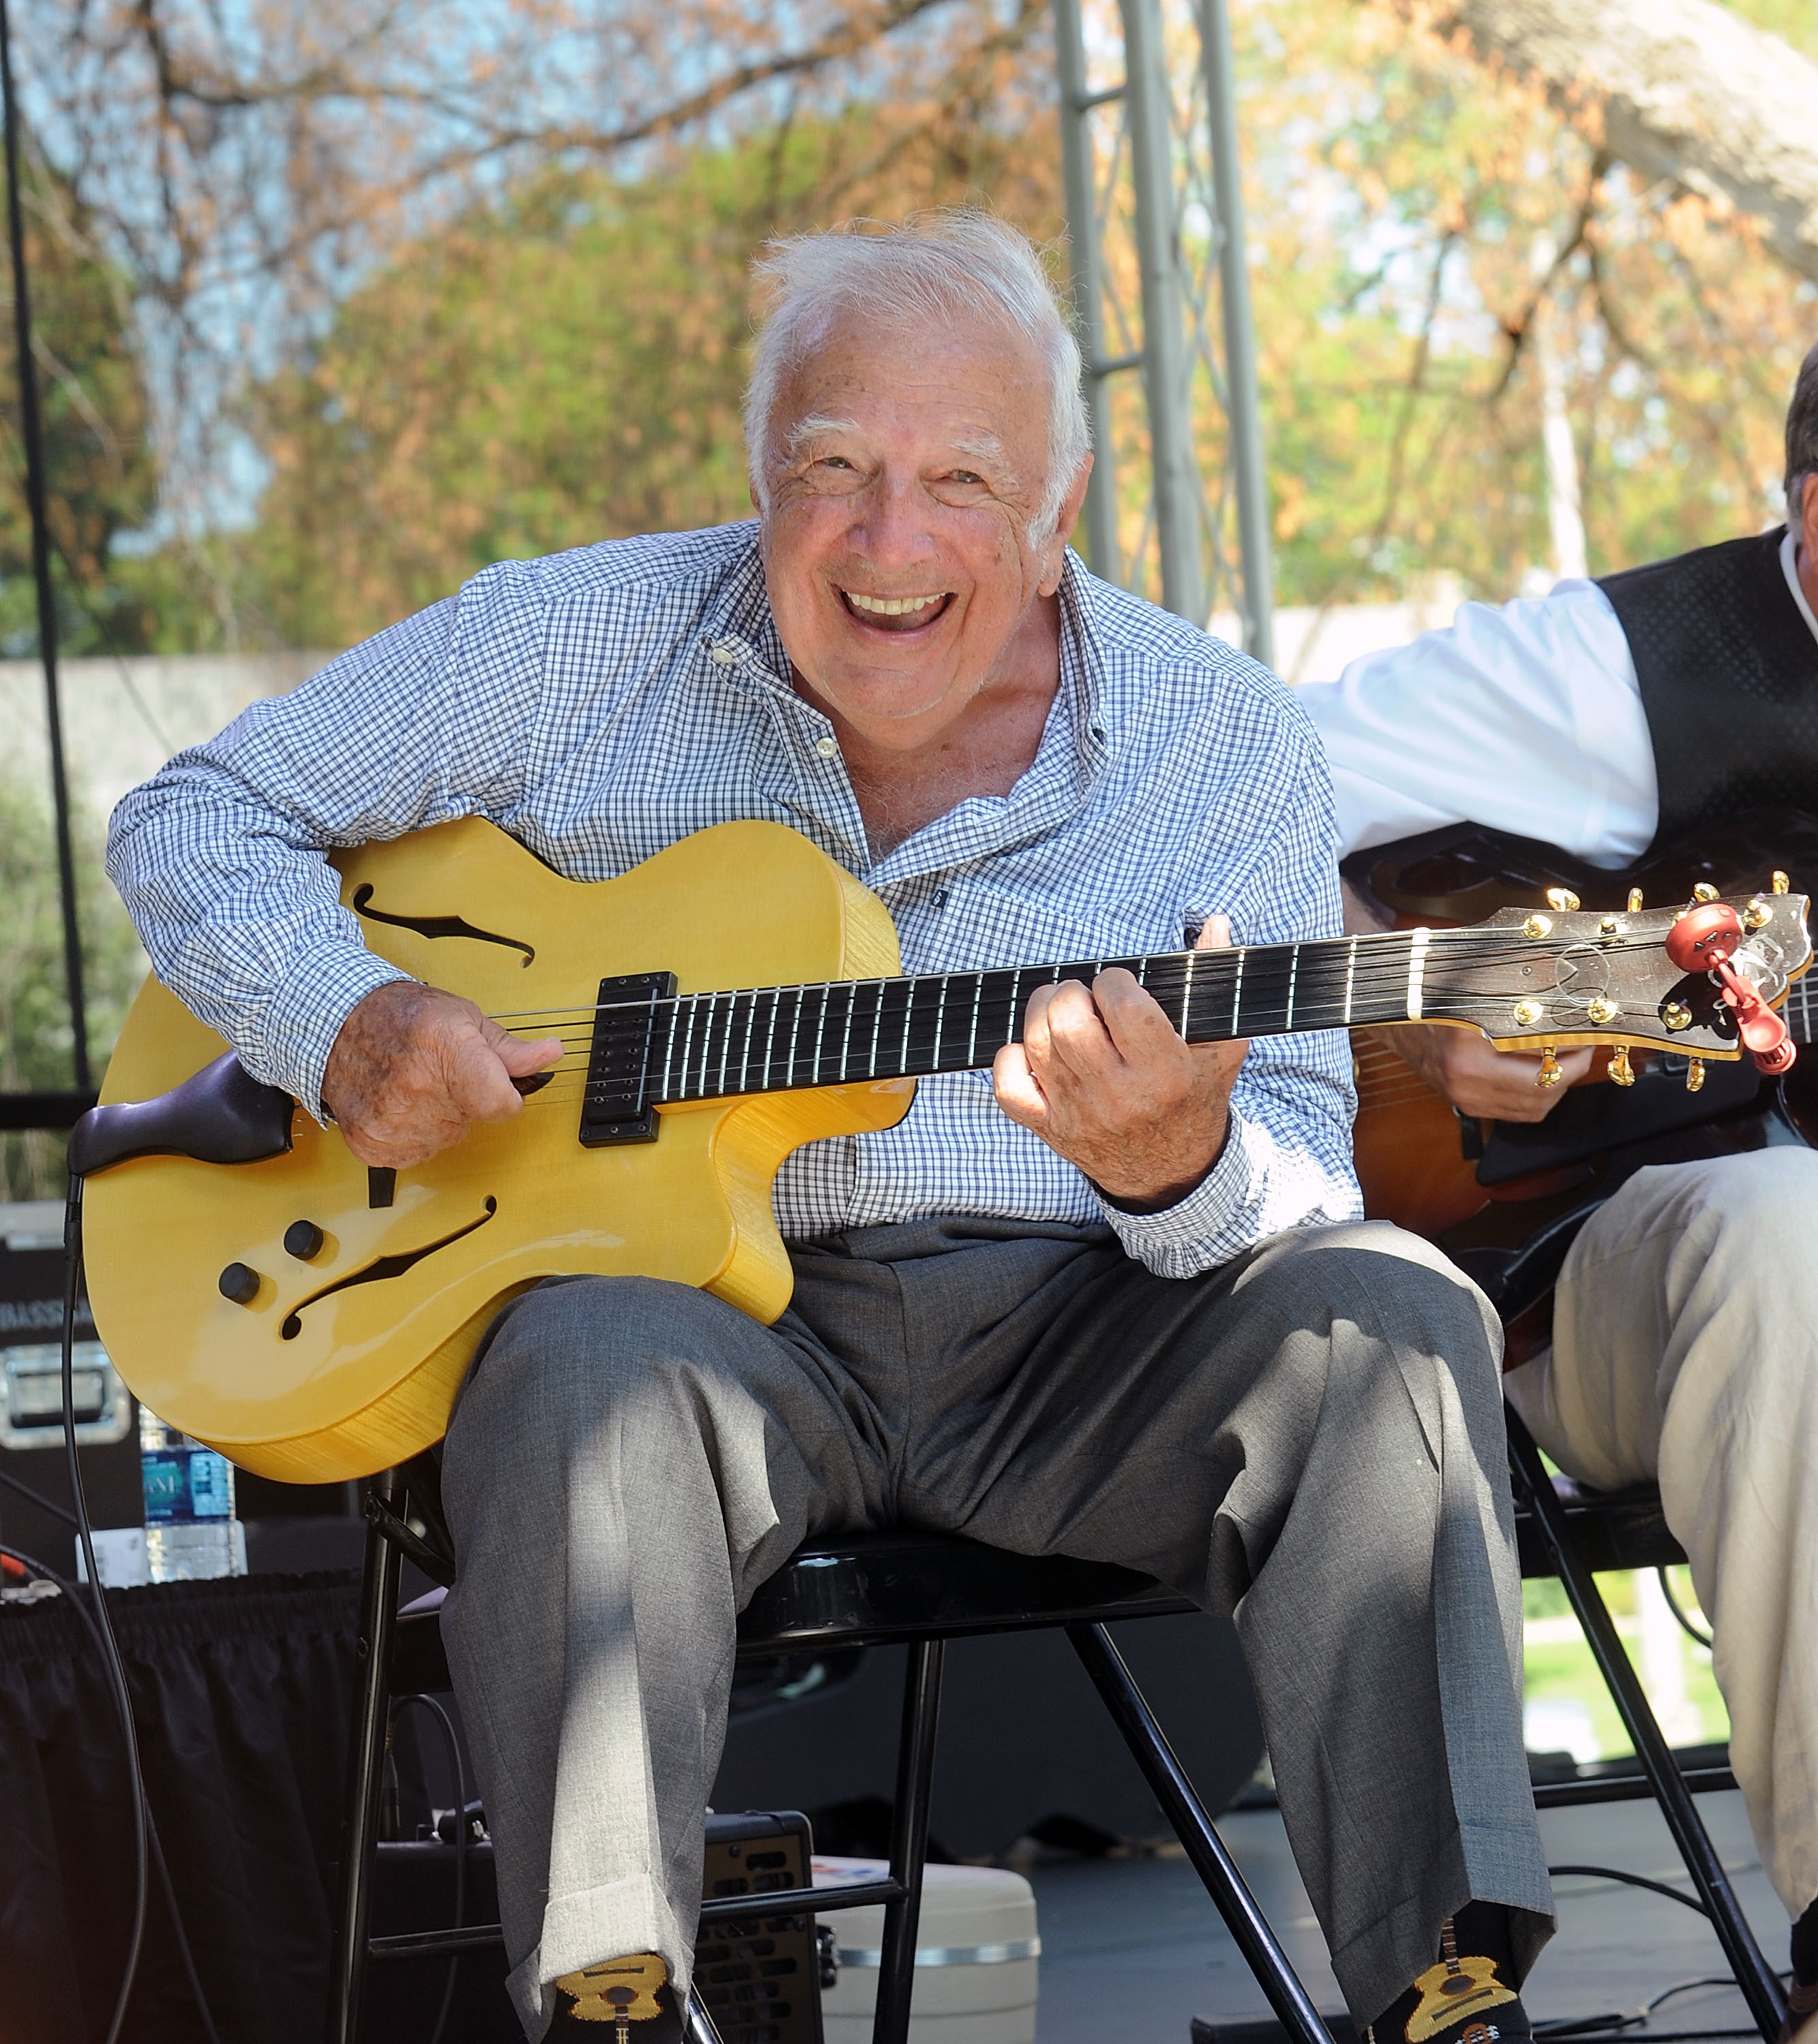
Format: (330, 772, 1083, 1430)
(74, 818, 1809, 1483)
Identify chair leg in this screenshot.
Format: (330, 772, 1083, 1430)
(1068, 1622, 1334, 2044)
(872, 1639, 944, 2044)
(1507, 1413, 1786, 2043)
(326, 1468, 406, 2044)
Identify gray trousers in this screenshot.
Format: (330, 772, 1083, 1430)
(440, 1217, 1554, 2037)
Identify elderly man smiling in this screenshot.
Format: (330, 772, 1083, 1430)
(108, 215, 1552, 2041)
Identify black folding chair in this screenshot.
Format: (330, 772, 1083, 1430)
(326, 1208, 1791, 2044)
(1473, 1205, 1787, 2044)
(326, 1460, 1338, 2044)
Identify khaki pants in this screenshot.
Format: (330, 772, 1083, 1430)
(1506, 1144, 1818, 1919)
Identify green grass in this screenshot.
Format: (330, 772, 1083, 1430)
(1522, 1568, 1729, 1761)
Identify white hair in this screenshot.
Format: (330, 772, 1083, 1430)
(744, 212, 1092, 546)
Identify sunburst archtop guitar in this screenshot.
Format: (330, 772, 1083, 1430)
(74, 817, 1811, 1483)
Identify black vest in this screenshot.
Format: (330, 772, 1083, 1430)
(1597, 528, 1818, 852)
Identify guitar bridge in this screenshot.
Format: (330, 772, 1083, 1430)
(579, 971, 676, 1147)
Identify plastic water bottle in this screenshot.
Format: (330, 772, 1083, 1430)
(139, 1407, 247, 1581)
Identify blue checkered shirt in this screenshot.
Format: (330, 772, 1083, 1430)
(108, 523, 1359, 1277)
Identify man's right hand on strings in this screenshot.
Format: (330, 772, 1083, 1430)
(322, 980, 564, 1168)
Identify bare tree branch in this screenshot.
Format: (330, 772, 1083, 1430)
(1412, 0, 1818, 281)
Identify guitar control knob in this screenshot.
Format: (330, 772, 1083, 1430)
(219, 1262, 261, 1305)
(283, 1220, 324, 1260)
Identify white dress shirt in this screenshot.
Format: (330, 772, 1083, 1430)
(1301, 531, 1818, 866)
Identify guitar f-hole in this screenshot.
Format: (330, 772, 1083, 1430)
(279, 1198, 498, 1340)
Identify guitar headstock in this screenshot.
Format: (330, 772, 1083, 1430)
(1421, 882, 1813, 1064)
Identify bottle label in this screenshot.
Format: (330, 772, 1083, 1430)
(142, 1450, 192, 1523)
(187, 1452, 233, 1519)
(142, 1446, 234, 1522)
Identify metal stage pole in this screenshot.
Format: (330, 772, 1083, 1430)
(1051, 0, 1275, 652)
(0, 0, 90, 1093)
(1054, 0, 1124, 584)
(1119, 0, 1204, 625)
(1197, 0, 1274, 666)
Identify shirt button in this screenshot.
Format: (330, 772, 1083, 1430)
(814, 736, 839, 760)
(707, 642, 738, 666)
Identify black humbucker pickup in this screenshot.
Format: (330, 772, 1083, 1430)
(579, 971, 676, 1147)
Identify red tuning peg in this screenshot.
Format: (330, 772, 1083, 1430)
(1663, 900, 1796, 1073)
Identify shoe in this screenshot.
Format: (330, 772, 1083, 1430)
(552, 1953, 679, 2038)
(1780, 1979, 1818, 2044)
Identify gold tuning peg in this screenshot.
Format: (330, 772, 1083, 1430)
(1627, 886, 1644, 913)
(1773, 870, 1791, 895)
(1536, 1045, 1565, 1089)
(1545, 887, 1581, 912)
(1686, 1058, 1706, 1094)
(1693, 882, 1721, 903)
(1609, 1045, 1635, 1087)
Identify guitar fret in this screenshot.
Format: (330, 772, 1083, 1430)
(675, 997, 700, 1100)
(1406, 930, 1431, 1021)
(1284, 945, 1298, 1029)
(899, 980, 915, 1069)
(737, 995, 756, 1094)
(867, 980, 885, 1077)
(966, 978, 981, 1066)
(718, 993, 734, 1097)
(786, 985, 804, 1087)
(839, 983, 855, 1082)
(1342, 936, 1357, 1025)
(760, 989, 780, 1091)
(1180, 952, 1194, 1035)
(659, 1000, 681, 1100)
(933, 975, 949, 1072)
(1231, 950, 1245, 1034)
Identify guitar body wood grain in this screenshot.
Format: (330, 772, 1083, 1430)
(82, 818, 912, 1483)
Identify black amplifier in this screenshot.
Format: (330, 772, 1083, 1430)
(367, 1809, 827, 2042)
(697, 1810, 825, 2044)
(0, 1203, 140, 1572)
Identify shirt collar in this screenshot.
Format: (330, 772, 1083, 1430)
(696, 524, 795, 690)
(1779, 526, 1818, 649)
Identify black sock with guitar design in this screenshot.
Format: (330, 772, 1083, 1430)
(1367, 1904, 1530, 2044)
(1784, 1895, 1818, 2043)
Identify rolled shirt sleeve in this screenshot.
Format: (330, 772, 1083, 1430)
(106, 568, 544, 1116)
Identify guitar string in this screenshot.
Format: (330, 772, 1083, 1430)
(506, 1029, 1763, 1116)
(480, 943, 1811, 1109)
(472, 927, 1706, 1031)
(504, 991, 1798, 1115)
(500, 947, 1798, 1057)
(482, 951, 1695, 1052)
(504, 976, 1770, 1077)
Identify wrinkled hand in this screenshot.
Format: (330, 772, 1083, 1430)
(322, 980, 564, 1168)
(1376, 1021, 1592, 1124)
(1336, 881, 1593, 1125)
(993, 916, 1247, 1211)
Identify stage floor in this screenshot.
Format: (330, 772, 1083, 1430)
(1027, 1791, 1781, 2044)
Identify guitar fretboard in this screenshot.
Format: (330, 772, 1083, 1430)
(631, 931, 1435, 1105)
